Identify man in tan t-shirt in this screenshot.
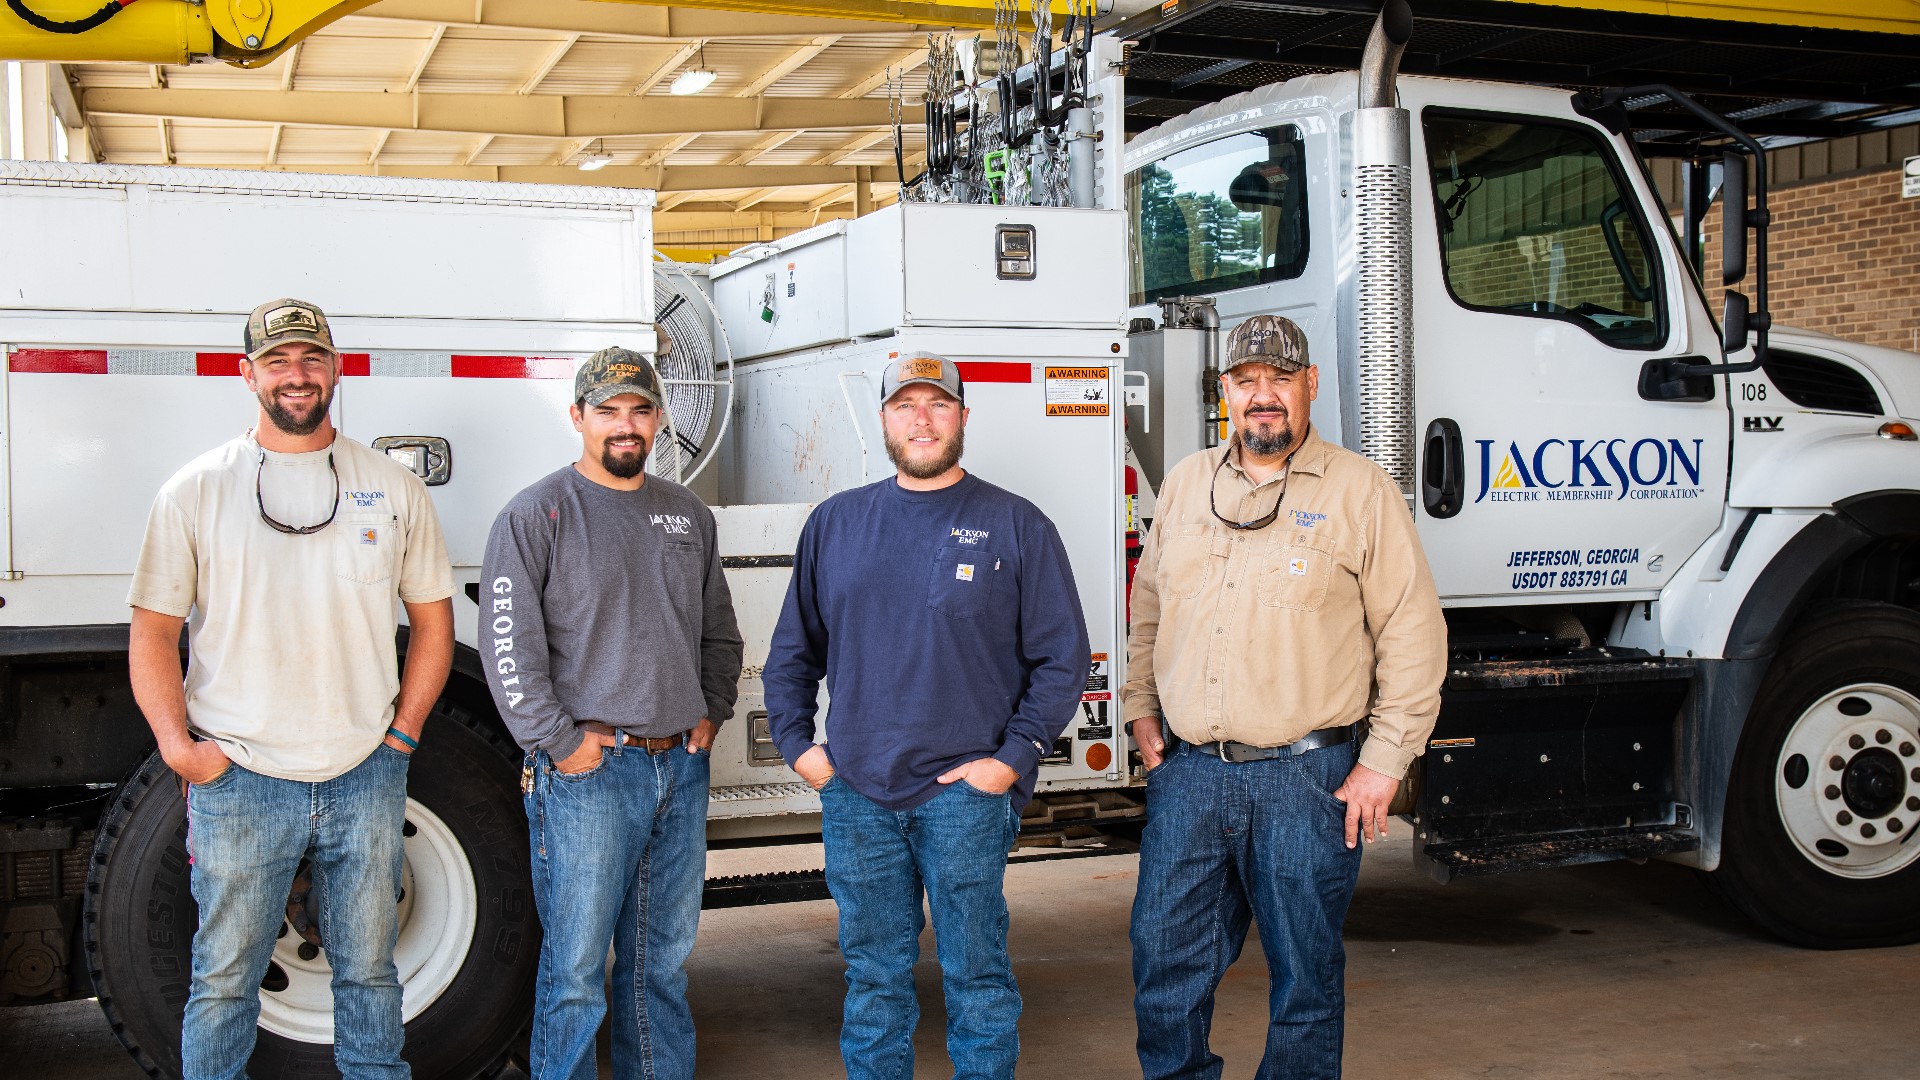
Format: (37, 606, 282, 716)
(128, 298, 454, 1080)
(1124, 314, 1445, 1080)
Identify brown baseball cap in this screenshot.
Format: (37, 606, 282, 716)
(1223, 314, 1310, 373)
(245, 298, 336, 361)
(880, 353, 965, 404)
(575, 346, 664, 408)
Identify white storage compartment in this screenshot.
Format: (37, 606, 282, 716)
(880, 203, 1129, 332)
(710, 221, 852, 361)
(714, 203, 1130, 361)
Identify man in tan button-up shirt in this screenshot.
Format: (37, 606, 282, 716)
(1125, 315, 1444, 1080)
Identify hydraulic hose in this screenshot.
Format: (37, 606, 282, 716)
(6, 0, 138, 35)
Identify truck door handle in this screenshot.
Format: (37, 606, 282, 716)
(1422, 418, 1464, 519)
(372, 436, 453, 486)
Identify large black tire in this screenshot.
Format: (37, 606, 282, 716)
(83, 700, 538, 1077)
(1712, 602, 1920, 948)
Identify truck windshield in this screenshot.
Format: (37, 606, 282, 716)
(1127, 125, 1309, 305)
(1424, 110, 1666, 349)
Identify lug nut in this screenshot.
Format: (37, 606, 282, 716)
(297, 942, 320, 961)
(1825, 785, 1841, 800)
(1901, 743, 1916, 757)
(1890, 819, 1904, 833)
(1876, 729, 1893, 744)
(1849, 734, 1866, 750)
(1832, 756, 1848, 771)
(1838, 811, 1854, 825)
(1907, 796, 1920, 812)
(1861, 822, 1879, 838)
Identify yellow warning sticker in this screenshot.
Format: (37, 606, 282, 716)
(1044, 366, 1109, 416)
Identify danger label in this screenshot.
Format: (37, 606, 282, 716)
(1045, 366, 1109, 416)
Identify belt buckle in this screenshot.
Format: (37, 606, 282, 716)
(1216, 740, 1243, 764)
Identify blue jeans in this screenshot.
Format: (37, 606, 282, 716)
(1130, 737, 1363, 1080)
(524, 739, 710, 1080)
(819, 775, 1023, 1080)
(184, 743, 411, 1080)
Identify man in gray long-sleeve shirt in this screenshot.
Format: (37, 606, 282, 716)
(481, 346, 743, 1080)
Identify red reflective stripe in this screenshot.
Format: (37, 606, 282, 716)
(193, 352, 363, 375)
(450, 355, 573, 379)
(955, 361, 1032, 383)
(12, 349, 108, 374)
(16, 350, 569, 378)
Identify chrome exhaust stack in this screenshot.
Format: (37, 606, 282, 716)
(1353, 0, 1415, 495)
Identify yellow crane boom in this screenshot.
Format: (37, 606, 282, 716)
(3, 0, 1914, 68)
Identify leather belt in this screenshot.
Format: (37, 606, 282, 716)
(580, 721, 683, 754)
(1191, 724, 1354, 763)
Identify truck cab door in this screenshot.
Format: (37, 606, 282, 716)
(1407, 101, 1728, 601)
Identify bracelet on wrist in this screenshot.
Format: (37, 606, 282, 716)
(386, 727, 419, 751)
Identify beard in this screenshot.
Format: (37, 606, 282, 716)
(1241, 410, 1295, 457)
(884, 426, 965, 480)
(601, 436, 649, 479)
(258, 382, 333, 437)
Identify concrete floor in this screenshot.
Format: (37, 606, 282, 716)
(6, 822, 1917, 1078)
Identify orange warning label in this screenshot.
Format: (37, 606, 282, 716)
(1044, 366, 1110, 416)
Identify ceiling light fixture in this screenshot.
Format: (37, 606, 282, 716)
(670, 44, 718, 96)
(577, 139, 614, 171)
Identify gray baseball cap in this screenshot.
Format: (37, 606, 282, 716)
(575, 346, 664, 408)
(1223, 314, 1310, 373)
(880, 353, 964, 404)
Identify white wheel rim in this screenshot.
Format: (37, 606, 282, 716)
(257, 797, 478, 1043)
(1774, 682, 1920, 881)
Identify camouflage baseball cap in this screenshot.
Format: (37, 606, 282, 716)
(244, 298, 336, 361)
(1223, 314, 1310, 373)
(880, 353, 964, 405)
(575, 346, 663, 409)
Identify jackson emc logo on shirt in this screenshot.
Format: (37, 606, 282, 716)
(950, 527, 990, 545)
(344, 489, 387, 510)
(651, 513, 692, 535)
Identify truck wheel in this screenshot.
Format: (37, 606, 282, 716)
(1714, 602, 1920, 948)
(83, 700, 538, 1077)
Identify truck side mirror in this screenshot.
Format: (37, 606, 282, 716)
(1721, 150, 1747, 286)
(1723, 290, 1750, 353)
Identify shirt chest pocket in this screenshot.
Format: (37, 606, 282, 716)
(1158, 523, 1222, 601)
(661, 540, 704, 610)
(336, 514, 397, 587)
(927, 545, 1006, 620)
(1257, 531, 1337, 611)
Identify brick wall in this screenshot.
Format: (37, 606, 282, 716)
(1446, 220, 1655, 319)
(1699, 165, 1920, 353)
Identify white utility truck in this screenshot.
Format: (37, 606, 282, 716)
(1112, 1, 1920, 958)
(1, 5, 1917, 1080)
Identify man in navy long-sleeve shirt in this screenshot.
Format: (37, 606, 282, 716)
(764, 353, 1090, 1080)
